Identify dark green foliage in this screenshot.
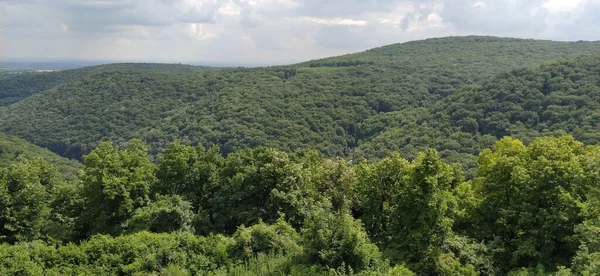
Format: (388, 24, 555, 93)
(2, 37, 600, 161)
(355, 154, 408, 244)
(570, 218, 600, 275)
(155, 142, 223, 211)
(352, 54, 600, 177)
(209, 147, 311, 233)
(0, 63, 200, 106)
(387, 149, 461, 273)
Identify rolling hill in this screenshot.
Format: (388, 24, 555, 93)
(350, 54, 600, 174)
(3, 36, 600, 275)
(1, 36, 599, 163)
(0, 63, 201, 106)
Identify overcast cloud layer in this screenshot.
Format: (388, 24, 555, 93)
(1, 0, 600, 65)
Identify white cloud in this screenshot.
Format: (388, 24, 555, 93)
(189, 23, 218, 40)
(298, 17, 368, 26)
(543, 0, 589, 13)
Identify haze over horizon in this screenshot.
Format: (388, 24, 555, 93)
(2, 0, 600, 66)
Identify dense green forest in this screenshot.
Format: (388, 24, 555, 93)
(1, 136, 599, 275)
(1, 36, 600, 162)
(2, 36, 600, 275)
(350, 55, 600, 175)
(0, 63, 201, 106)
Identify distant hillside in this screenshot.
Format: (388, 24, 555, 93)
(304, 36, 600, 89)
(0, 36, 599, 161)
(0, 133, 82, 182)
(350, 54, 600, 175)
(0, 63, 201, 106)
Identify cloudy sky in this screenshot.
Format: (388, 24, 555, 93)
(1, 0, 599, 65)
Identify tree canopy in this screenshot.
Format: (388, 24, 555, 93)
(0, 136, 599, 275)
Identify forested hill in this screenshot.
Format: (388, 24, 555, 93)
(1, 36, 600, 161)
(350, 54, 600, 174)
(0, 133, 81, 182)
(0, 63, 201, 106)
(304, 36, 600, 84)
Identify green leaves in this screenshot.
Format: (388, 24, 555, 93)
(475, 136, 599, 271)
(79, 139, 156, 236)
(2, 136, 600, 274)
(0, 157, 63, 243)
(301, 208, 384, 273)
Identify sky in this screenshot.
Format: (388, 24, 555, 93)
(1, 0, 600, 66)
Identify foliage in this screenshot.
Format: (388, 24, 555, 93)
(0, 157, 64, 243)
(79, 139, 157, 236)
(2, 37, 600, 162)
(229, 217, 302, 261)
(301, 207, 385, 273)
(0, 63, 200, 106)
(473, 136, 596, 272)
(0, 136, 598, 274)
(0, 133, 81, 182)
(2, 34, 600, 274)
(124, 194, 195, 234)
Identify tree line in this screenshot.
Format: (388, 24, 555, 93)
(1, 135, 599, 275)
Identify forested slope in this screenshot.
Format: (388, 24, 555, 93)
(0, 133, 81, 182)
(0, 63, 200, 106)
(351, 54, 600, 174)
(1, 36, 599, 161)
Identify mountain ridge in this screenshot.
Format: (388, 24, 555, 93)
(1, 36, 600, 163)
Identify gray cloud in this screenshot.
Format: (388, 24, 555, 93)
(1, 0, 599, 65)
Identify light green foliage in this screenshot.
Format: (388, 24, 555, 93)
(80, 139, 157, 236)
(0, 232, 232, 275)
(229, 217, 301, 261)
(301, 207, 384, 273)
(0, 157, 65, 242)
(388, 264, 415, 276)
(125, 194, 195, 234)
(388, 149, 461, 273)
(1, 135, 600, 275)
(475, 136, 596, 271)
